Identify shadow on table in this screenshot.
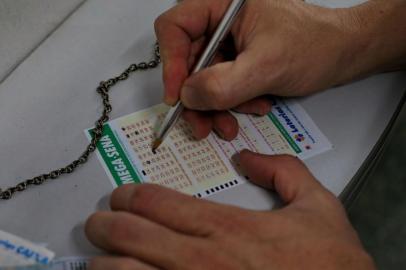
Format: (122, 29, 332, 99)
(349, 103, 406, 270)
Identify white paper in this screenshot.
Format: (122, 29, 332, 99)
(0, 230, 54, 267)
(0, 257, 89, 270)
(86, 98, 332, 197)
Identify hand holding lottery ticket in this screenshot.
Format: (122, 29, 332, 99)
(85, 151, 375, 270)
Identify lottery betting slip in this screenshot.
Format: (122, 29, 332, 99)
(86, 98, 332, 198)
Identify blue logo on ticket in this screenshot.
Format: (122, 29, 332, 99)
(0, 230, 55, 267)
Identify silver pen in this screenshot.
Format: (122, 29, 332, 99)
(152, 0, 246, 152)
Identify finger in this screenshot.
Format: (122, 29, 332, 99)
(182, 109, 213, 140)
(187, 36, 207, 71)
(155, 22, 189, 105)
(110, 184, 253, 236)
(90, 256, 158, 270)
(238, 150, 324, 204)
(181, 52, 264, 111)
(155, 0, 232, 105)
(85, 211, 196, 269)
(233, 97, 273, 116)
(212, 111, 239, 141)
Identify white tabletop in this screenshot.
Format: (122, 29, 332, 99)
(0, 0, 405, 257)
(0, 0, 84, 82)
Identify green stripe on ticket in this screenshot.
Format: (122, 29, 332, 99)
(268, 113, 302, 154)
(88, 124, 141, 186)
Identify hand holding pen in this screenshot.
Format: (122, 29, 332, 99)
(153, 0, 246, 151)
(155, 0, 384, 147)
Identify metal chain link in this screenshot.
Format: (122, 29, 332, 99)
(0, 43, 161, 200)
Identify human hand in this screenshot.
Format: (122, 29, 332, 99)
(154, 0, 365, 141)
(85, 150, 375, 270)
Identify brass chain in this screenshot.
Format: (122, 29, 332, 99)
(0, 43, 161, 200)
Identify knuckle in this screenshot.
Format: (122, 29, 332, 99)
(204, 71, 229, 110)
(205, 209, 244, 235)
(275, 154, 303, 176)
(154, 14, 165, 34)
(107, 215, 133, 247)
(277, 154, 302, 166)
(153, 20, 160, 35)
(154, 11, 172, 36)
(85, 213, 101, 236)
(129, 184, 161, 214)
(275, 154, 310, 178)
(314, 189, 341, 209)
(320, 190, 338, 203)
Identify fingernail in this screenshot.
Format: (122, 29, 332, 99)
(164, 95, 177, 106)
(86, 212, 111, 241)
(111, 184, 137, 209)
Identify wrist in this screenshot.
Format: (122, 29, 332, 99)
(335, 0, 406, 82)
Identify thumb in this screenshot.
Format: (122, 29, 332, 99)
(181, 53, 264, 111)
(238, 150, 325, 204)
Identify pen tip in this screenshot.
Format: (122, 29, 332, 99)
(152, 139, 162, 153)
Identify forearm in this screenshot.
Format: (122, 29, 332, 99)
(346, 0, 406, 78)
